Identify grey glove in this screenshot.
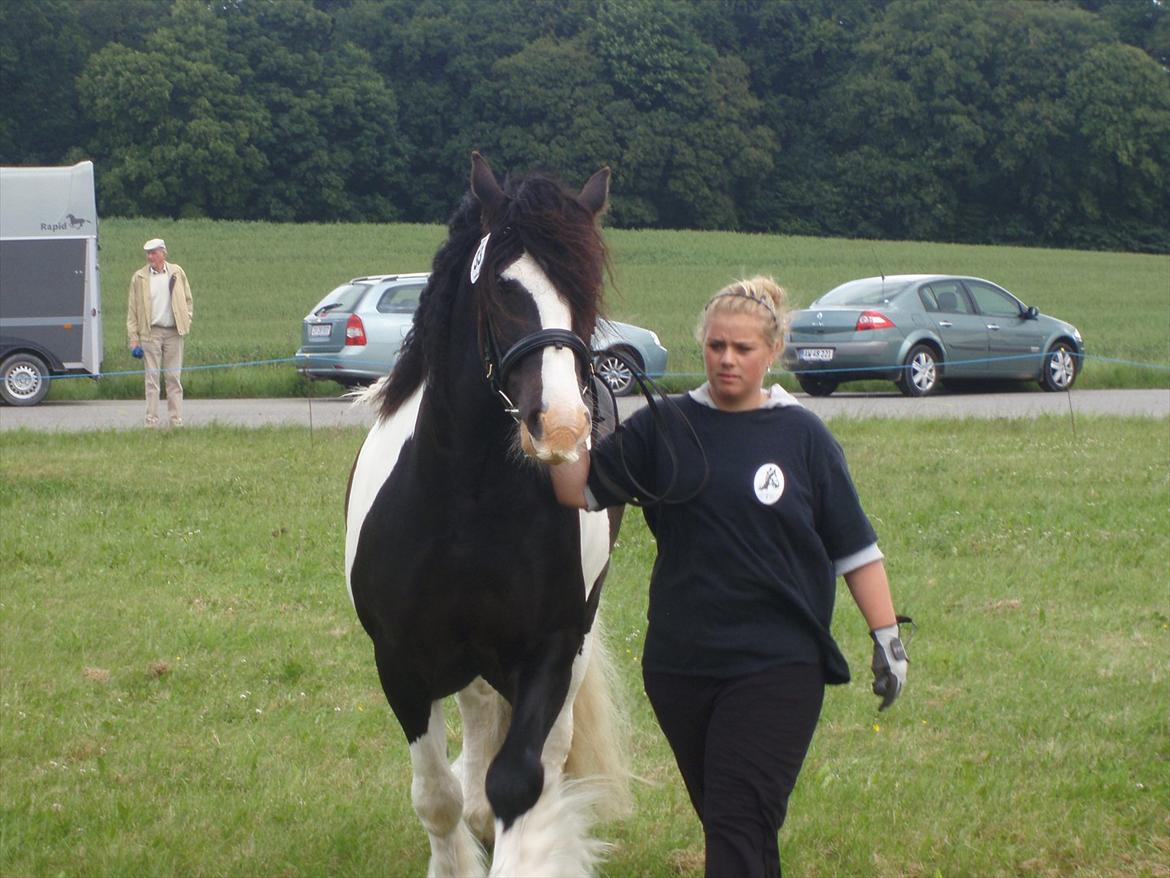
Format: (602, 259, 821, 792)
(870, 624, 909, 711)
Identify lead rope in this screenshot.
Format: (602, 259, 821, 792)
(590, 348, 709, 507)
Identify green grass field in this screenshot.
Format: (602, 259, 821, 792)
(2, 418, 1167, 877)
(44, 218, 1170, 402)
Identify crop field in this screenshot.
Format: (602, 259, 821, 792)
(2, 417, 1167, 877)
(45, 217, 1170, 402)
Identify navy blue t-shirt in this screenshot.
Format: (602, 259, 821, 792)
(587, 391, 876, 684)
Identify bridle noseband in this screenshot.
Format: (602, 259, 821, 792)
(483, 317, 595, 422)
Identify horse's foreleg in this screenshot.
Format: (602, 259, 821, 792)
(454, 677, 509, 844)
(377, 644, 486, 878)
(540, 632, 592, 778)
(487, 632, 606, 878)
(409, 700, 487, 878)
(485, 631, 577, 829)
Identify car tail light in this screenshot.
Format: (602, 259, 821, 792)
(345, 313, 367, 346)
(856, 310, 895, 331)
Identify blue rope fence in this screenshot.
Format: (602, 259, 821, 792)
(33, 350, 1170, 384)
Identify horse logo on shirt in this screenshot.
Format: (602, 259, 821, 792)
(753, 463, 785, 505)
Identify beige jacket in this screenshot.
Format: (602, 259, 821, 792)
(126, 263, 193, 346)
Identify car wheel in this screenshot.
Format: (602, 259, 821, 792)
(797, 374, 838, 397)
(896, 344, 940, 397)
(594, 348, 639, 397)
(0, 352, 51, 406)
(1039, 341, 1079, 392)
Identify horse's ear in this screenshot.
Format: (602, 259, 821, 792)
(471, 151, 507, 227)
(577, 167, 611, 217)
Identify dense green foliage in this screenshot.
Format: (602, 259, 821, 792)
(1, 0, 1167, 251)
(2, 419, 1167, 875)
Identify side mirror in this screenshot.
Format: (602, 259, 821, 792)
(1024, 305, 1039, 320)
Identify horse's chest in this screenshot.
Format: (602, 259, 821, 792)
(371, 481, 570, 576)
(356, 443, 580, 589)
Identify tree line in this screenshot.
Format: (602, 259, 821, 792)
(1, 0, 1166, 252)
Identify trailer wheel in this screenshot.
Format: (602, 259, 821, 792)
(0, 352, 51, 406)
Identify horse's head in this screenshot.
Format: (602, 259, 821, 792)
(469, 152, 610, 465)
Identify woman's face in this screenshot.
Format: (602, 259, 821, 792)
(702, 310, 780, 411)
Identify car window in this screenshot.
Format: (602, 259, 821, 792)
(926, 281, 970, 314)
(964, 280, 1022, 318)
(321, 283, 369, 313)
(917, 286, 940, 312)
(818, 278, 914, 306)
(376, 283, 426, 314)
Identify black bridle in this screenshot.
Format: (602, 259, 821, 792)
(472, 229, 596, 422)
(482, 315, 595, 423)
(472, 236, 708, 505)
(488, 321, 711, 507)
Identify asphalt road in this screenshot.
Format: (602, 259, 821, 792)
(1, 389, 1166, 432)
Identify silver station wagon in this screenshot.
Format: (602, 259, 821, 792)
(294, 273, 668, 396)
(781, 274, 1085, 397)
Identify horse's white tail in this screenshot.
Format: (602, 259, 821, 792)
(347, 375, 388, 408)
(489, 779, 609, 878)
(564, 610, 633, 820)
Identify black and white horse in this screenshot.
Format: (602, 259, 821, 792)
(345, 154, 628, 877)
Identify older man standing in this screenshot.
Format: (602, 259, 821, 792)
(126, 238, 193, 427)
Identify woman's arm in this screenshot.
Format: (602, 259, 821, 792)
(846, 558, 908, 710)
(549, 449, 591, 509)
(843, 558, 897, 630)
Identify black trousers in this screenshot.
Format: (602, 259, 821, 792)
(643, 663, 826, 878)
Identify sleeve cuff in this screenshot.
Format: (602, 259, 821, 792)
(583, 485, 605, 512)
(834, 543, 884, 577)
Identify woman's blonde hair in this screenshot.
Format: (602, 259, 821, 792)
(695, 275, 789, 348)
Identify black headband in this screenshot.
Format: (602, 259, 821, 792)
(704, 289, 779, 325)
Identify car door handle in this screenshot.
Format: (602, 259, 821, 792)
(938, 321, 953, 328)
(987, 324, 1000, 331)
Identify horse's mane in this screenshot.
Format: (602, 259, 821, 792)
(376, 192, 481, 419)
(377, 169, 610, 420)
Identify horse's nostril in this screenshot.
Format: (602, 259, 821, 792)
(529, 402, 550, 435)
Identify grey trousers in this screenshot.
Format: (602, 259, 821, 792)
(142, 325, 184, 426)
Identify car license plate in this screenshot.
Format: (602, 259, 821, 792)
(799, 348, 834, 362)
(309, 323, 332, 338)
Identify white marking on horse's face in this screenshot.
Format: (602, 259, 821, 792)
(501, 255, 590, 461)
(344, 384, 425, 606)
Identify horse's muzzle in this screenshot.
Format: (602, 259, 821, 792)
(520, 405, 589, 464)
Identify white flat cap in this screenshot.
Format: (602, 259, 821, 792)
(143, 238, 166, 252)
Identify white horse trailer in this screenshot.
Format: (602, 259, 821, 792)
(0, 161, 103, 405)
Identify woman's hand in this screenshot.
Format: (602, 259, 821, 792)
(870, 624, 909, 710)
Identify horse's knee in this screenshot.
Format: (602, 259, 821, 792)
(413, 768, 464, 838)
(410, 708, 465, 839)
(486, 746, 544, 829)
